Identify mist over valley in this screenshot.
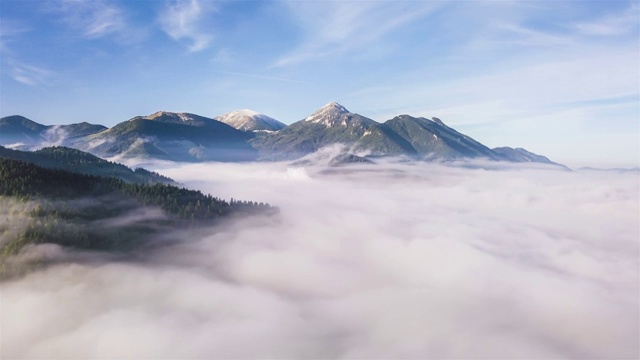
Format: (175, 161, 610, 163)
(1, 154, 637, 358)
(2, 0, 638, 357)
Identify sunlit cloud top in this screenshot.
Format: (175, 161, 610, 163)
(1, 0, 638, 167)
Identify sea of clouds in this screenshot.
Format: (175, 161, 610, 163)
(2, 159, 638, 359)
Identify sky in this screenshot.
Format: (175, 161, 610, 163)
(0, 0, 638, 167)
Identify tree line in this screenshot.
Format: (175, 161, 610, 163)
(0, 157, 276, 277)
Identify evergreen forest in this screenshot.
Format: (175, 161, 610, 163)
(0, 156, 275, 279)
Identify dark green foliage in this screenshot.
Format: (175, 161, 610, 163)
(328, 154, 374, 166)
(0, 158, 273, 220)
(133, 167, 174, 184)
(0, 145, 174, 184)
(0, 158, 276, 276)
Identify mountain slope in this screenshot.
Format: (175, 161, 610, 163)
(0, 115, 48, 146)
(492, 147, 567, 168)
(251, 103, 501, 161)
(81, 113, 258, 162)
(0, 115, 106, 148)
(0, 145, 173, 184)
(2, 106, 564, 166)
(55, 122, 108, 138)
(215, 109, 286, 131)
(382, 115, 501, 160)
(0, 157, 275, 279)
(42, 123, 108, 148)
(132, 111, 218, 127)
(250, 102, 415, 160)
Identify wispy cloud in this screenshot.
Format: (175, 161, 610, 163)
(483, 23, 573, 48)
(55, 0, 128, 38)
(0, 21, 53, 86)
(9, 61, 54, 86)
(211, 70, 306, 84)
(352, 45, 639, 122)
(274, 1, 439, 67)
(572, 3, 640, 36)
(0, 20, 30, 51)
(345, 2, 639, 124)
(343, 38, 638, 166)
(211, 48, 232, 64)
(464, 2, 639, 53)
(159, 0, 214, 52)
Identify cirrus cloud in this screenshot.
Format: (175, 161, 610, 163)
(159, 0, 215, 52)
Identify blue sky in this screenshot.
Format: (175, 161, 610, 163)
(1, 0, 638, 167)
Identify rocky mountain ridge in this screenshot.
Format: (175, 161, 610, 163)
(0, 103, 564, 167)
(215, 109, 286, 132)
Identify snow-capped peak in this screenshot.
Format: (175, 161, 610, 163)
(304, 102, 351, 126)
(215, 109, 285, 131)
(322, 102, 349, 113)
(145, 111, 192, 122)
(230, 109, 261, 117)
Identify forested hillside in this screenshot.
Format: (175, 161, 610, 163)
(0, 158, 275, 279)
(0, 145, 173, 184)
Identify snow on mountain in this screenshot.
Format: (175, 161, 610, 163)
(430, 117, 445, 126)
(138, 111, 212, 126)
(1, 105, 566, 167)
(215, 109, 285, 132)
(303, 102, 355, 127)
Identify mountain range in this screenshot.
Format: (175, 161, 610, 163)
(0, 102, 564, 167)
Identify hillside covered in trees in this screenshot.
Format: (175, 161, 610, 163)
(0, 145, 174, 184)
(0, 158, 275, 279)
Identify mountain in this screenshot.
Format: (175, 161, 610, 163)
(2, 105, 564, 166)
(251, 103, 501, 161)
(79, 112, 258, 162)
(383, 115, 501, 160)
(250, 102, 416, 160)
(492, 147, 567, 168)
(0, 145, 173, 184)
(0, 115, 106, 148)
(0, 113, 258, 162)
(0, 115, 48, 147)
(46, 123, 108, 142)
(215, 109, 286, 132)
(131, 111, 216, 127)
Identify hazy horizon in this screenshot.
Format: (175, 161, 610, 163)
(1, 0, 638, 167)
(1, 2, 639, 357)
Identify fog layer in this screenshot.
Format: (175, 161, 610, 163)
(2, 160, 638, 359)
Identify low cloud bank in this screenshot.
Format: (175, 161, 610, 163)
(2, 160, 638, 359)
